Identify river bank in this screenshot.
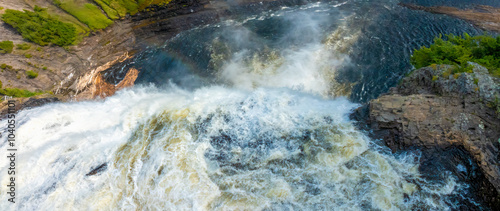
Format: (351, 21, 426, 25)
(352, 63, 500, 209)
(399, 3, 500, 33)
(0, 0, 294, 115)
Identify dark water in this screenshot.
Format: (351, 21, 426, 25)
(108, 0, 487, 102)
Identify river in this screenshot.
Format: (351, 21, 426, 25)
(0, 0, 489, 210)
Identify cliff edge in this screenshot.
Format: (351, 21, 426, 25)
(353, 63, 500, 208)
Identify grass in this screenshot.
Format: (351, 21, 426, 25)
(95, 0, 172, 17)
(54, 0, 113, 31)
(26, 70, 39, 79)
(0, 41, 14, 53)
(411, 33, 500, 77)
(16, 43, 31, 50)
(1, 7, 77, 46)
(0, 88, 45, 98)
(25, 53, 33, 58)
(3, 1, 173, 47)
(94, 0, 120, 19)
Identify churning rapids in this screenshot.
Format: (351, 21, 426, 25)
(0, 1, 486, 210)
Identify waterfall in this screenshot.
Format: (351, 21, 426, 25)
(1, 1, 481, 210)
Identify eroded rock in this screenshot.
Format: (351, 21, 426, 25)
(353, 63, 500, 208)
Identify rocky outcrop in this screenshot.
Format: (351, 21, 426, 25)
(399, 3, 500, 33)
(353, 63, 500, 208)
(0, 95, 60, 117)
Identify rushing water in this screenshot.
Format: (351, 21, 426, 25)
(0, 0, 490, 210)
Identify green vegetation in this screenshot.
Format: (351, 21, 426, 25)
(26, 70, 39, 79)
(411, 33, 500, 77)
(93, 0, 172, 17)
(94, 0, 120, 19)
(0, 88, 45, 98)
(16, 43, 31, 50)
(0, 64, 12, 69)
(1, 7, 77, 46)
(0, 41, 14, 53)
(25, 53, 33, 58)
(54, 1, 113, 31)
(2, 1, 173, 47)
(0, 80, 2, 89)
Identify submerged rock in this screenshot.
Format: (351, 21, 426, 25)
(353, 63, 500, 209)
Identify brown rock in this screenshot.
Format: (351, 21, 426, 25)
(354, 64, 500, 208)
(399, 3, 500, 33)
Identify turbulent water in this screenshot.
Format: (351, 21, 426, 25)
(0, 0, 487, 210)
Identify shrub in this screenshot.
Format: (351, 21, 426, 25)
(26, 70, 38, 78)
(411, 33, 500, 77)
(0, 41, 14, 53)
(1, 7, 77, 46)
(0, 88, 45, 98)
(0, 64, 6, 69)
(16, 43, 31, 50)
(24, 53, 32, 58)
(0, 80, 2, 89)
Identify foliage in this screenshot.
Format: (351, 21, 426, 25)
(0, 41, 14, 53)
(26, 70, 38, 78)
(0, 88, 45, 98)
(94, 0, 120, 19)
(54, 0, 113, 31)
(411, 33, 500, 77)
(1, 7, 77, 46)
(1, 64, 12, 69)
(25, 53, 33, 58)
(16, 43, 31, 50)
(0, 80, 2, 89)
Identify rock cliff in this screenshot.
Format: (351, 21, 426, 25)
(352, 63, 500, 209)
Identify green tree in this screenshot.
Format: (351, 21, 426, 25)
(411, 34, 500, 77)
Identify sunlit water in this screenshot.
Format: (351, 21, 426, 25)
(0, 0, 487, 210)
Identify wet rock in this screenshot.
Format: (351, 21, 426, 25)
(85, 163, 108, 176)
(0, 96, 60, 118)
(353, 64, 500, 208)
(21, 97, 60, 110)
